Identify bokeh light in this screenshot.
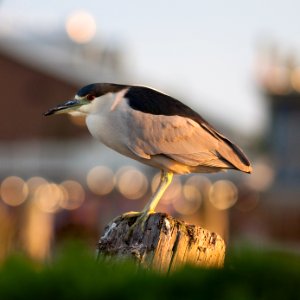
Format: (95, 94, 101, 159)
(33, 183, 66, 213)
(183, 174, 211, 199)
(27, 177, 48, 194)
(290, 67, 300, 93)
(115, 166, 148, 200)
(172, 188, 201, 215)
(60, 180, 85, 210)
(183, 184, 201, 201)
(184, 175, 212, 196)
(86, 165, 115, 196)
(66, 10, 97, 44)
(265, 65, 290, 95)
(172, 175, 209, 215)
(0, 176, 29, 206)
(209, 180, 238, 210)
(244, 161, 274, 192)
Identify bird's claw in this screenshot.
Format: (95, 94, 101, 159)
(124, 210, 154, 241)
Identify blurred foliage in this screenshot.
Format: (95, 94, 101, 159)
(0, 242, 300, 300)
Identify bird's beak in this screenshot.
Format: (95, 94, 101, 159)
(44, 99, 82, 116)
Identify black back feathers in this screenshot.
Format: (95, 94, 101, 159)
(126, 86, 206, 122)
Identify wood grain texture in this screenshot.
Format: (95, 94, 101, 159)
(97, 212, 225, 272)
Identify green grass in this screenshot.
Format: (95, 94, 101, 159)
(1, 242, 300, 300)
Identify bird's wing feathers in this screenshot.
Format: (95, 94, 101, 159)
(126, 107, 252, 173)
(126, 110, 233, 169)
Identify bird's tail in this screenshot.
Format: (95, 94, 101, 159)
(199, 122, 252, 173)
(216, 136, 252, 174)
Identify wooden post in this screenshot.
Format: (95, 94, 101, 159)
(97, 212, 225, 272)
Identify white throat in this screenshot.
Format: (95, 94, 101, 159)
(82, 89, 131, 154)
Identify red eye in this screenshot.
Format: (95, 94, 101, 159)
(86, 94, 95, 101)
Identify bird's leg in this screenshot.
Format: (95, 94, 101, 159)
(142, 170, 173, 214)
(125, 170, 173, 239)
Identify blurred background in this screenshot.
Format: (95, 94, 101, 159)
(0, 0, 299, 262)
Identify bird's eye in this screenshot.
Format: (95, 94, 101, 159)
(86, 94, 95, 101)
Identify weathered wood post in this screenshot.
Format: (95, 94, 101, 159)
(97, 212, 225, 272)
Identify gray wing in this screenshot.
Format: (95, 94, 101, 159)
(126, 109, 251, 172)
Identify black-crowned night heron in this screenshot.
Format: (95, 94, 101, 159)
(44, 83, 252, 228)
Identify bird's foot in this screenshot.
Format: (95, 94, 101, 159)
(125, 209, 155, 241)
(108, 211, 140, 227)
(121, 211, 142, 219)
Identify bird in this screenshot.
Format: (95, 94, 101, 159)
(44, 83, 252, 229)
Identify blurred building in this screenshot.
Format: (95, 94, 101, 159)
(260, 48, 300, 243)
(231, 45, 300, 246)
(0, 23, 126, 137)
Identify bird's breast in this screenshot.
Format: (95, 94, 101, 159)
(85, 108, 132, 157)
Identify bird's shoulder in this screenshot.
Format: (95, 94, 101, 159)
(125, 86, 207, 125)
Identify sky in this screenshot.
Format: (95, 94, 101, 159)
(1, 0, 300, 136)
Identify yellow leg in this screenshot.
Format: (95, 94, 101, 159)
(141, 170, 173, 214)
(125, 170, 173, 239)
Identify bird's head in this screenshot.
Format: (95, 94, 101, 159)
(44, 83, 128, 117)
